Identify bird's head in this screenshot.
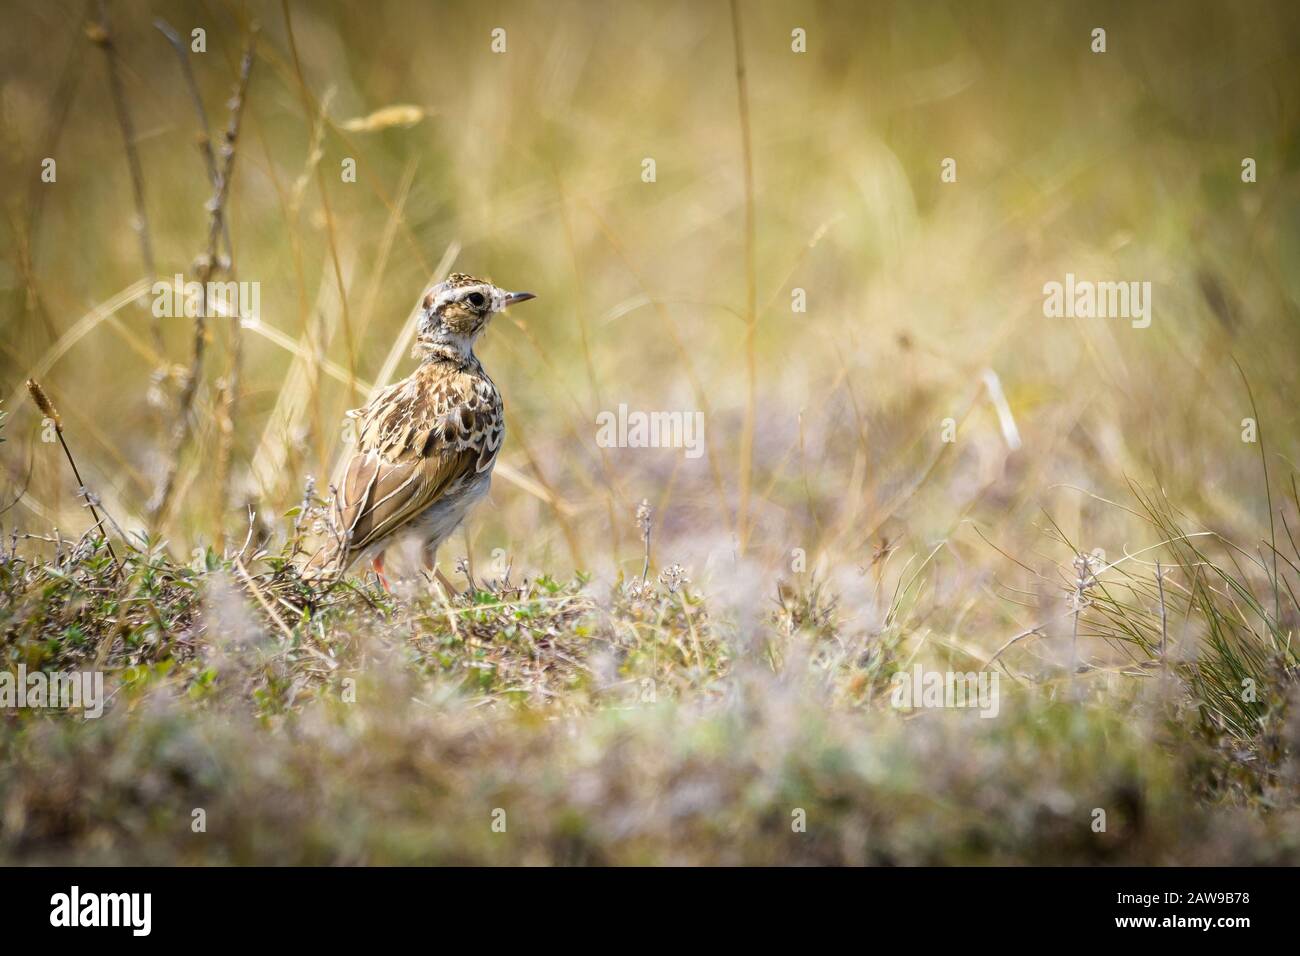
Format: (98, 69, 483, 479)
(415, 272, 535, 362)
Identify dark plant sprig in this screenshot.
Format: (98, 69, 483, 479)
(26, 378, 122, 576)
(636, 498, 652, 588)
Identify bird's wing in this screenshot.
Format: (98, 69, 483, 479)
(327, 366, 503, 562)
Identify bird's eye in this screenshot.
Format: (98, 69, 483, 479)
(466, 292, 487, 309)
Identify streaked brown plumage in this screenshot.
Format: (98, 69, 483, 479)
(302, 273, 534, 585)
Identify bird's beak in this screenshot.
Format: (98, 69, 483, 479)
(502, 291, 536, 307)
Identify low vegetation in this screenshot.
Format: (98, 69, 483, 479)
(2, 477, 1298, 864)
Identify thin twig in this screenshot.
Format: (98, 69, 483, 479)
(985, 608, 1077, 669)
(154, 19, 243, 544)
(153, 18, 232, 258)
(150, 29, 257, 527)
(25, 379, 121, 577)
(90, 0, 159, 349)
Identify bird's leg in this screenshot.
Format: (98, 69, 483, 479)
(422, 545, 458, 599)
(371, 553, 392, 593)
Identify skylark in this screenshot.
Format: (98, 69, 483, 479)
(303, 273, 535, 588)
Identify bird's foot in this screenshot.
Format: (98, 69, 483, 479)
(371, 555, 392, 594)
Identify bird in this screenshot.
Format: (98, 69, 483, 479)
(302, 273, 535, 591)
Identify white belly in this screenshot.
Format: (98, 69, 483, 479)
(401, 469, 493, 558)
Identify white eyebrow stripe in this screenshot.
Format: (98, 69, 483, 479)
(429, 284, 492, 310)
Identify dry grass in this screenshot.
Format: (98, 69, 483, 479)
(1, 0, 1299, 863)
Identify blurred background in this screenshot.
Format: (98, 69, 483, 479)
(3, 0, 1299, 644)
